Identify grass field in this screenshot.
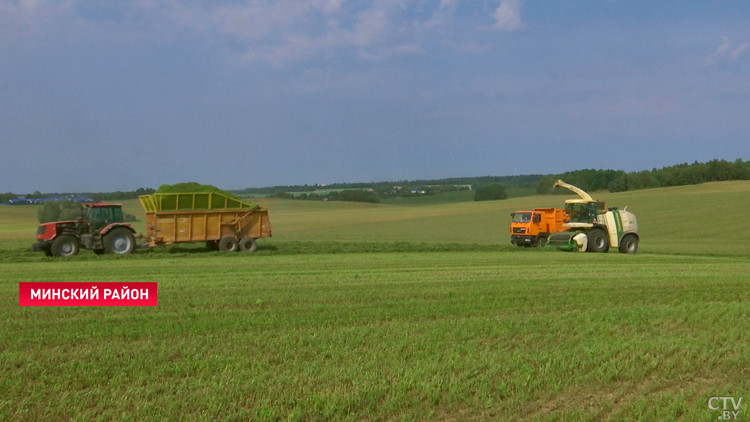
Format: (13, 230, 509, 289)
(1, 182, 749, 421)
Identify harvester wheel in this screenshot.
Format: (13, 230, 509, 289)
(104, 228, 135, 254)
(51, 235, 80, 257)
(586, 229, 609, 253)
(239, 237, 257, 252)
(618, 234, 638, 254)
(219, 236, 239, 252)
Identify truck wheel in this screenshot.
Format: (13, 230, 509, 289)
(51, 235, 80, 257)
(619, 234, 638, 254)
(535, 237, 548, 247)
(105, 228, 135, 254)
(219, 236, 239, 252)
(586, 229, 609, 253)
(239, 237, 257, 252)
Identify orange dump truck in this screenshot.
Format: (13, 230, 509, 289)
(509, 208, 568, 247)
(139, 192, 271, 252)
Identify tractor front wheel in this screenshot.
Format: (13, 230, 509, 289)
(51, 235, 80, 257)
(219, 236, 239, 252)
(618, 234, 638, 254)
(586, 229, 609, 253)
(105, 228, 135, 254)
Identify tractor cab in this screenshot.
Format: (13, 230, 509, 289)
(85, 204, 124, 233)
(564, 202, 604, 225)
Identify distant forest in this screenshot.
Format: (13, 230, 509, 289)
(2, 158, 749, 203)
(231, 174, 546, 195)
(0, 188, 155, 204)
(537, 158, 750, 194)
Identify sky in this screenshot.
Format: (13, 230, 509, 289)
(1, 0, 749, 193)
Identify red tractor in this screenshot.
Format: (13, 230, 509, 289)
(31, 203, 137, 257)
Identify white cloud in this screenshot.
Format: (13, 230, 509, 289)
(493, 0, 525, 32)
(422, 0, 458, 29)
(0, 0, 76, 44)
(311, 0, 347, 14)
(706, 35, 749, 66)
(0, 0, 515, 65)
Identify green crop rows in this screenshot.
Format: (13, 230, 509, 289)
(1, 181, 749, 421)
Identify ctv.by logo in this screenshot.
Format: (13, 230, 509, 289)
(709, 396, 743, 420)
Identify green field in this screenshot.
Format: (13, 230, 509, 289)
(1, 182, 749, 421)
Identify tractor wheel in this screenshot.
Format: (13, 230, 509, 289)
(586, 229, 609, 253)
(219, 236, 239, 252)
(104, 228, 135, 254)
(239, 237, 257, 252)
(618, 234, 639, 254)
(51, 235, 80, 257)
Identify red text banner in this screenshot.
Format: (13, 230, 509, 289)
(19, 282, 157, 307)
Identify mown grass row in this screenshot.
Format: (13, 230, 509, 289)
(1, 252, 748, 421)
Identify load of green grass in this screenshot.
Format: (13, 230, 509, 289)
(153, 183, 255, 211)
(156, 182, 241, 200)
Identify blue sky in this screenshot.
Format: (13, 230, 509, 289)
(1, 0, 749, 193)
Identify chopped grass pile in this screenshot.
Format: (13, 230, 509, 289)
(156, 182, 241, 200)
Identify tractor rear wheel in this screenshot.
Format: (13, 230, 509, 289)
(586, 229, 609, 253)
(239, 237, 257, 252)
(51, 235, 80, 257)
(104, 228, 135, 254)
(219, 236, 239, 252)
(618, 234, 638, 254)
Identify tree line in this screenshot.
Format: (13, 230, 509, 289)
(272, 189, 381, 203)
(232, 174, 544, 195)
(536, 158, 750, 194)
(1, 188, 155, 204)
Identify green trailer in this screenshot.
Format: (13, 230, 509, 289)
(139, 192, 272, 252)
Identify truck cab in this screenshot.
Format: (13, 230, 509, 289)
(510, 208, 568, 247)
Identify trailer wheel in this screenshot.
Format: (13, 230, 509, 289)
(219, 236, 239, 252)
(618, 234, 638, 254)
(586, 229, 609, 253)
(51, 235, 80, 257)
(239, 237, 257, 252)
(105, 228, 135, 254)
